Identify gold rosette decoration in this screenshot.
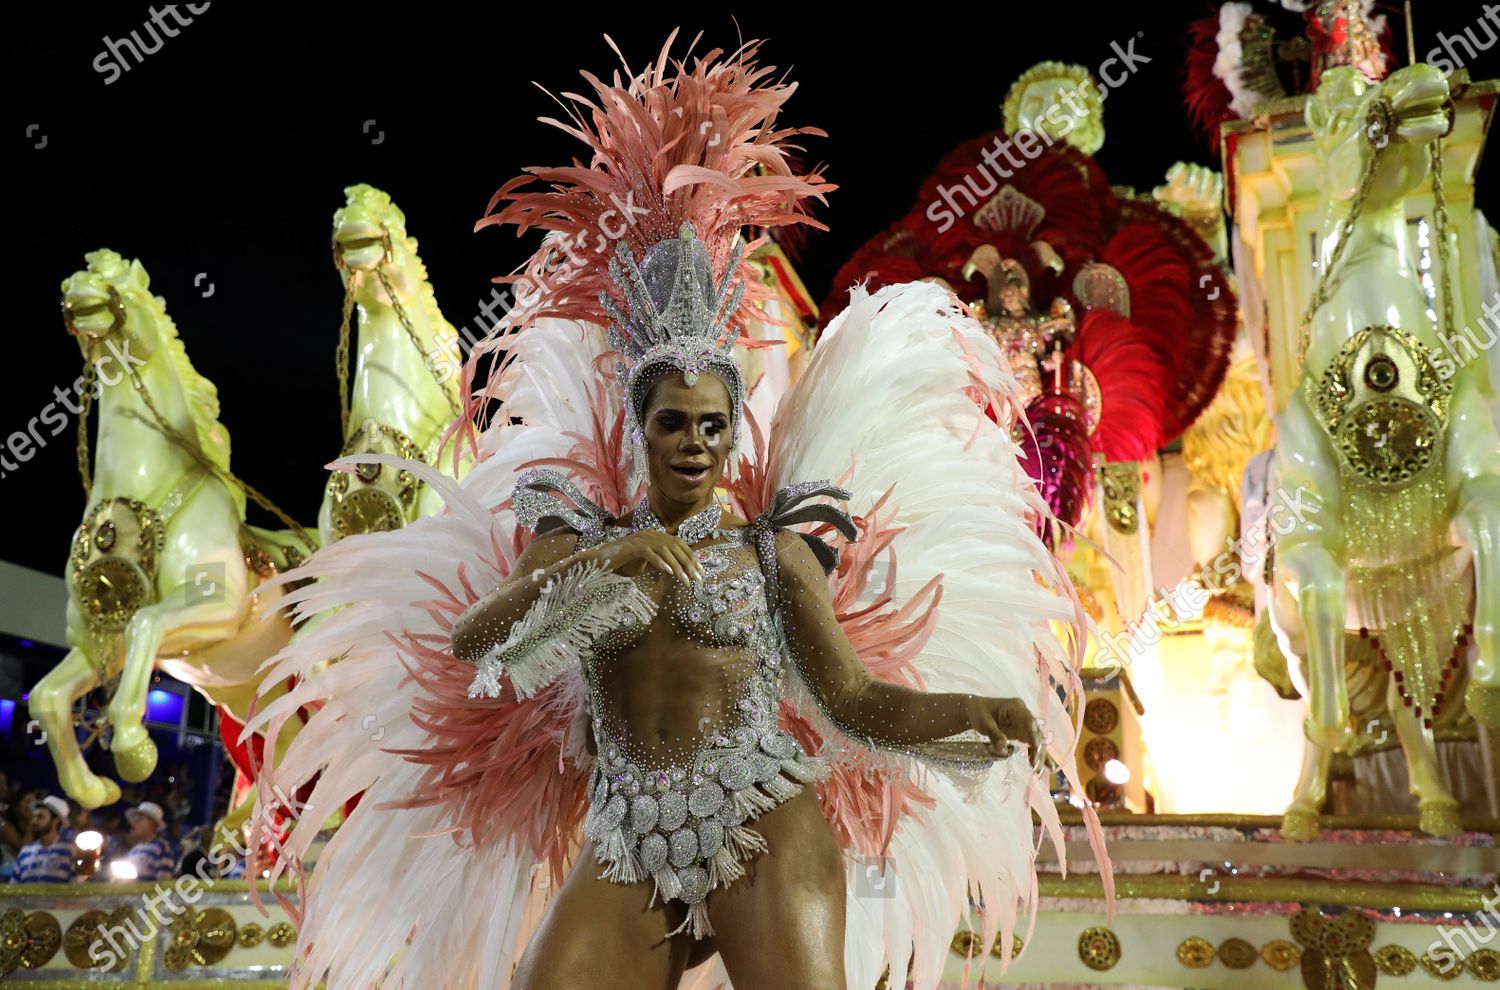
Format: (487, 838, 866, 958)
(64, 909, 135, 971)
(1, 908, 62, 976)
(163, 907, 237, 972)
(1291, 906, 1377, 990)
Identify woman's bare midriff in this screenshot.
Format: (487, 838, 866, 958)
(592, 524, 760, 767)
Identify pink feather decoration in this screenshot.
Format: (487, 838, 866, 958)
(471, 30, 834, 389)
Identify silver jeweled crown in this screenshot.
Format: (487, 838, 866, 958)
(599, 223, 748, 484)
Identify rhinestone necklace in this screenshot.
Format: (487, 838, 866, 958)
(631, 496, 725, 545)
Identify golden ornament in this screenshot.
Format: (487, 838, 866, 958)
(1176, 936, 1215, 968)
(1373, 944, 1417, 976)
(1078, 926, 1121, 971)
(63, 910, 131, 971)
(268, 921, 297, 948)
(1469, 947, 1500, 981)
(1261, 939, 1301, 971)
(1421, 950, 1465, 981)
(1219, 937, 1258, 969)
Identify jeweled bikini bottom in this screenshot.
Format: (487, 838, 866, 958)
(582, 717, 830, 939)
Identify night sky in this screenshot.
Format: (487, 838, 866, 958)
(7, 3, 1496, 574)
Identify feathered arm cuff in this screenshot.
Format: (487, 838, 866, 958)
(461, 560, 658, 700)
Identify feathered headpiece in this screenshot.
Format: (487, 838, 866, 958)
(472, 30, 834, 484)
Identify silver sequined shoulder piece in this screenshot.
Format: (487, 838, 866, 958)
(748, 481, 858, 599)
(512, 468, 616, 546)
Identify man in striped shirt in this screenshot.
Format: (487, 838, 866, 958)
(14, 796, 75, 883)
(124, 802, 175, 881)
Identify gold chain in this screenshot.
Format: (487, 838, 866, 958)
(1429, 134, 1455, 340)
(76, 358, 99, 501)
(373, 266, 463, 420)
(334, 253, 463, 443)
(1300, 104, 1459, 369)
(336, 279, 356, 441)
(115, 354, 318, 552)
(1297, 141, 1385, 368)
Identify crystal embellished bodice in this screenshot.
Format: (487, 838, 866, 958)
(578, 522, 784, 773)
(570, 518, 827, 937)
(502, 468, 855, 939)
(592, 538, 770, 650)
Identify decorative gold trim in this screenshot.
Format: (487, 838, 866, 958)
(1262, 939, 1301, 971)
(1078, 926, 1121, 971)
(1374, 944, 1418, 976)
(1051, 808, 1500, 835)
(1219, 936, 1258, 969)
(1098, 462, 1141, 535)
(0, 879, 297, 898)
(1038, 874, 1490, 912)
(1176, 936, 1214, 968)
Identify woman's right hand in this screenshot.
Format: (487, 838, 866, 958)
(585, 531, 703, 584)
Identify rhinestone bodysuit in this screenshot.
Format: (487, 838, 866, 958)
(576, 506, 830, 938)
(465, 468, 1002, 939)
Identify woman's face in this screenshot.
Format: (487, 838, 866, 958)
(642, 371, 732, 507)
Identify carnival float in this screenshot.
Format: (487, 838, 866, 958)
(3, 5, 1496, 988)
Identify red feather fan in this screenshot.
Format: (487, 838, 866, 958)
(818, 128, 1237, 534)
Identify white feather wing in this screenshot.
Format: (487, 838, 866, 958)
(769, 281, 1100, 989)
(244, 320, 609, 990)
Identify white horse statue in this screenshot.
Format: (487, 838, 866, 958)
(322, 184, 468, 544)
(30, 250, 316, 810)
(1269, 64, 1500, 838)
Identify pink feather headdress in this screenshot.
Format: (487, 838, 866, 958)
(471, 31, 833, 367)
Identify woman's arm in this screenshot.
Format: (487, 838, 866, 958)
(451, 525, 704, 699)
(773, 530, 1037, 760)
(450, 531, 590, 665)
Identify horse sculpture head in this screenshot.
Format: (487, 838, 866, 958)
(332, 183, 430, 302)
(1306, 63, 1450, 213)
(61, 249, 236, 509)
(61, 249, 162, 362)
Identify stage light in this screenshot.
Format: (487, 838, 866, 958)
(109, 859, 138, 881)
(1103, 759, 1131, 785)
(146, 688, 184, 724)
(74, 831, 104, 880)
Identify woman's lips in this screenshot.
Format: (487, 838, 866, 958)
(672, 464, 708, 482)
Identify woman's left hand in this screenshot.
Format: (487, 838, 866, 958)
(964, 696, 1040, 762)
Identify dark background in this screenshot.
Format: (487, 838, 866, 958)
(6, 2, 1496, 576)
